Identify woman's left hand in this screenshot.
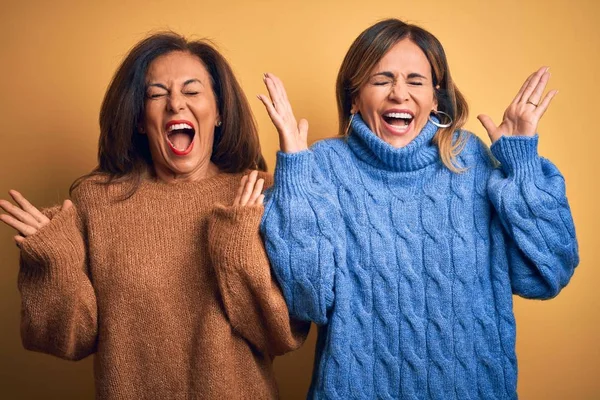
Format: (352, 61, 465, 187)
(477, 66, 557, 144)
(233, 170, 265, 207)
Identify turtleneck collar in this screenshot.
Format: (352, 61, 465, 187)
(347, 113, 440, 172)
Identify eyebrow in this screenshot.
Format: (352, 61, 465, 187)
(147, 83, 168, 91)
(183, 79, 203, 87)
(371, 71, 395, 79)
(146, 79, 204, 90)
(370, 71, 429, 80)
(406, 73, 428, 80)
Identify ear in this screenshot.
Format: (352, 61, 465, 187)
(138, 124, 146, 135)
(350, 97, 359, 115)
(433, 85, 440, 111)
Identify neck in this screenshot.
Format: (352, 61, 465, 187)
(153, 161, 221, 183)
(348, 113, 440, 172)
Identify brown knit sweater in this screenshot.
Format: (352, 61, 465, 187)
(17, 171, 309, 399)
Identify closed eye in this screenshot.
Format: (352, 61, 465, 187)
(373, 80, 393, 86)
(148, 93, 167, 99)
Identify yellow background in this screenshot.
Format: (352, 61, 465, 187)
(1, 0, 598, 398)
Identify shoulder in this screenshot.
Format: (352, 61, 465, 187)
(311, 136, 348, 153)
(70, 173, 134, 206)
(455, 130, 497, 169)
(310, 136, 352, 165)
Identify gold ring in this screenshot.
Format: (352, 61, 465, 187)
(526, 100, 538, 107)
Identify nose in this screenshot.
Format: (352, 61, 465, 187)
(389, 82, 409, 103)
(166, 92, 186, 113)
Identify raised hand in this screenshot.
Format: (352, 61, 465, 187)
(477, 66, 558, 144)
(233, 170, 265, 207)
(0, 190, 72, 247)
(257, 72, 308, 154)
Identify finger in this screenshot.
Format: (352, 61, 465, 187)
(257, 94, 291, 141)
(477, 114, 501, 143)
(8, 190, 48, 224)
(263, 73, 278, 102)
(0, 213, 37, 236)
(512, 72, 535, 105)
(527, 69, 550, 106)
(247, 178, 265, 205)
(264, 73, 287, 104)
(0, 199, 41, 228)
(298, 118, 309, 140)
(233, 175, 248, 206)
(14, 235, 24, 248)
(256, 194, 265, 206)
(266, 74, 296, 120)
(257, 94, 280, 122)
(520, 67, 548, 105)
(61, 199, 73, 211)
(264, 75, 286, 113)
(239, 170, 258, 206)
(535, 89, 558, 119)
(269, 73, 289, 103)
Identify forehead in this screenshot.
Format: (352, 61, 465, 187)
(374, 38, 431, 75)
(145, 51, 209, 82)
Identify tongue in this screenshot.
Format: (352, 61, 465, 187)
(169, 132, 192, 151)
(385, 117, 408, 126)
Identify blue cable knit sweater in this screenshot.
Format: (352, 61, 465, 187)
(261, 114, 578, 399)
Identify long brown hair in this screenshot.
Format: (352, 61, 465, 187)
(336, 19, 469, 171)
(71, 31, 266, 197)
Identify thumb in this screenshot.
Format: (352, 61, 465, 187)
(298, 118, 309, 139)
(61, 199, 73, 211)
(477, 114, 500, 143)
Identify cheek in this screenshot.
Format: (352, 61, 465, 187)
(142, 102, 162, 128)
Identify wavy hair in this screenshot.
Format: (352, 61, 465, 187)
(336, 19, 469, 171)
(72, 31, 266, 197)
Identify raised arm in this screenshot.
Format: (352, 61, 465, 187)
(1, 190, 97, 360)
(478, 67, 579, 298)
(208, 171, 309, 356)
(257, 73, 346, 325)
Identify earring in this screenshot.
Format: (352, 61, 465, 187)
(216, 120, 222, 127)
(344, 113, 356, 136)
(428, 110, 453, 128)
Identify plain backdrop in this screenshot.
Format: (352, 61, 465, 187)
(1, 0, 599, 398)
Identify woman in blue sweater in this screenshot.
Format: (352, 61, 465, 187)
(257, 19, 578, 399)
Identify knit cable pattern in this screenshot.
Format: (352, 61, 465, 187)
(261, 115, 578, 399)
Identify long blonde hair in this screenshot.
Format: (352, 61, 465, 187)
(336, 19, 469, 172)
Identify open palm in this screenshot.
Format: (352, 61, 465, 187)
(478, 66, 557, 143)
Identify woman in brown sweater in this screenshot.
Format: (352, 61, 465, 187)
(0, 32, 308, 399)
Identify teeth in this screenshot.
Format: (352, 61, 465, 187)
(167, 123, 193, 132)
(383, 112, 413, 119)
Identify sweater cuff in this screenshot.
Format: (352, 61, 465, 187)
(210, 203, 264, 227)
(208, 204, 264, 270)
(20, 205, 85, 281)
(273, 150, 315, 196)
(490, 134, 541, 178)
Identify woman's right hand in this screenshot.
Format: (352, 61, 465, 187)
(257, 73, 308, 154)
(0, 190, 72, 247)
(233, 170, 265, 207)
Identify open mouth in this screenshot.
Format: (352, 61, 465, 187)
(165, 120, 195, 156)
(382, 112, 413, 132)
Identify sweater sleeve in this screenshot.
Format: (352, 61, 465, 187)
(17, 203, 97, 360)
(260, 150, 346, 325)
(487, 135, 579, 299)
(208, 203, 310, 356)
